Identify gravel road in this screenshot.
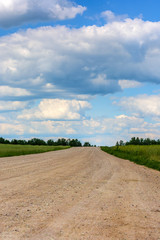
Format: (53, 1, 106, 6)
(0, 147, 160, 240)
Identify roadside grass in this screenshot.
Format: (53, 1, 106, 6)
(0, 144, 70, 158)
(101, 145, 160, 171)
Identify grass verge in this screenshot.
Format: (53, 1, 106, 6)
(101, 145, 160, 171)
(0, 144, 70, 158)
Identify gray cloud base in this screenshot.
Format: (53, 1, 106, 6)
(0, 0, 86, 28)
(1, 19, 160, 101)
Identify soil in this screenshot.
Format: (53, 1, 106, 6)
(0, 147, 160, 240)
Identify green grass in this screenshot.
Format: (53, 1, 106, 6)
(0, 144, 70, 158)
(101, 145, 160, 171)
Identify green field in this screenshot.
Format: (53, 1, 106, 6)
(0, 144, 70, 158)
(101, 145, 160, 171)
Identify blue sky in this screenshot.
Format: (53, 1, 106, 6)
(0, 0, 160, 146)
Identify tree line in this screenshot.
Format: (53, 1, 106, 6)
(0, 137, 93, 147)
(116, 137, 160, 146)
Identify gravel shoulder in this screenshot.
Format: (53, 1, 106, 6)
(0, 147, 160, 240)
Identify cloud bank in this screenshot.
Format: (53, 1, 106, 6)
(0, 0, 86, 28)
(1, 17, 160, 100)
(118, 94, 160, 117)
(18, 99, 91, 120)
(1, 12, 160, 145)
(1, 112, 159, 145)
(0, 86, 31, 98)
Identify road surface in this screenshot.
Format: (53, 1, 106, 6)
(0, 147, 160, 240)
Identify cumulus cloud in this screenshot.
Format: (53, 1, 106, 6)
(0, 101, 28, 111)
(0, 116, 6, 121)
(84, 115, 146, 135)
(30, 120, 77, 135)
(18, 99, 91, 120)
(0, 86, 31, 98)
(0, 123, 24, 135)
(117, 94, 160, 117)
(1, 10, 160, 145)
(1, 18, 160, 99)
(1, 100, 160, 144)
(1, 113, 159, 145)
(101, 10, 128, 23)
(118, 80, 142, 89)
(0, 0, 86, 28)
(82, 115, 160, 144)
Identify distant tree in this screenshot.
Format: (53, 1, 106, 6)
(127, 137, 140, 145)
(0, 137, 84, 146)
(140, 138, 144, 145)
(83, 142, 91, 147)
(17, 140, 27, 145)
(0, 137, 5, 144)
(47, 139, 55, 146)
(62, 138, 69, 146)
(130, 137, 136, 145)
(69, 139, 82, 147)
(116, 141, 119, 150)
(143, 138, 151, 145)
(136, 137, 140, 145)
(56, 138, 68, 146)
(151, 139, 157, 145)
(28, 138, 46, 145)
(157, 139, 160, 145)
(11, 139, 18, 145)
(119, 140, 124, 146)
(5, 139, 10, 144)
(125, 137, 160, 146)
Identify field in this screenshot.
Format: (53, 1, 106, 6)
(0, 144, 70, 157)
(101, 145, 160, 171)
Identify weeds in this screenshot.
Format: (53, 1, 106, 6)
(101, 145, 160, 171)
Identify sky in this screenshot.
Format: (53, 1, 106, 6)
(0, 0, 160, 146)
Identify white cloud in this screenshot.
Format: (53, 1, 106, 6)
(118, 94, 160, 117)
(0, 0, 86, 28)
(28, 116, 160, 143)
(1, 11, 160, 145)
(81, 115, 146, 137)
(101, 10, 128, 23)
(1, 18, 160, 99)
(90, 73, 120, 92)
(0, 116, 6, 121)
(18, 99, 91, 120)
(118, 80, 142, 89)
(1, 109, 160, 145)
(0, 123, 24, 135)
(0, 101, 28, 111)
(100, 115, 145, 134)
(0, 86, 31, 97)
(116, 114, 128, 119)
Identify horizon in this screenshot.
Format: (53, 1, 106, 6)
(0, 0, 160, 146)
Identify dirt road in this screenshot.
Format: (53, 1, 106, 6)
(0, 147, 160, 240)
